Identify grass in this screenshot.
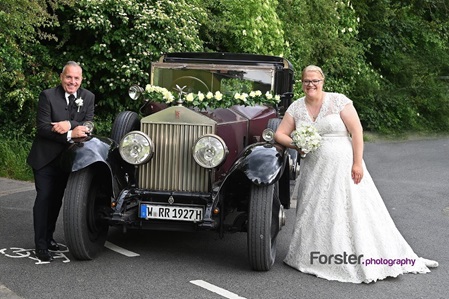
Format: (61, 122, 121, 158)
(0, 136, 34, 181)
(363, 131, 449, 143)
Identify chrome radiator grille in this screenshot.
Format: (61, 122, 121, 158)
(138, 121, 214, 193)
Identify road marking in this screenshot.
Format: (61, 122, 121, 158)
(0, 247, 70, 264)
(0, 284, 24, 299)
(190, 280, 247, 299)
(104, 241, 140, 257)
(0, 186, 35, 197)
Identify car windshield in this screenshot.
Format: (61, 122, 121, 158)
(151, 63, 276, 95)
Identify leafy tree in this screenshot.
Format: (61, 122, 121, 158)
(44, 0, 207, 121)
(200, 0, 286, 56)
(1, 0, 449, 137)
(277, 0, 382, 126)
(0, 0, 69, 137)
(352, 0, 449, 132)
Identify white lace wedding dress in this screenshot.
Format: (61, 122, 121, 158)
(283, 93, 438, 283)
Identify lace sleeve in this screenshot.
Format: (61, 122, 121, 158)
(332, 93, 353, 113)
(286, 97, 304, 122)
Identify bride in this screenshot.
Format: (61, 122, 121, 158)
(275, 65, 438, 283)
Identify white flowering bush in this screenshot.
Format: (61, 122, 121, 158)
(61, 0, 206, 111)
(143, 84, 281, 110)
(291, 124, 321, 157)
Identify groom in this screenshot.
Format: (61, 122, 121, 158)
(27, 61, 95, 262)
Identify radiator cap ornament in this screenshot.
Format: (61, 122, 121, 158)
(175, 85, 186, 106)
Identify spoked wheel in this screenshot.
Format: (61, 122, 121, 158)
(247, 182, 284, 271)
(63, 167, 110, 260)
(111, 111, 140, 143)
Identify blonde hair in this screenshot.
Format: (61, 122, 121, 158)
(302, 65, 325, 80)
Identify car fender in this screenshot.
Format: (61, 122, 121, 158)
(60, 136, 120, 197)
(228, 142, 285, 186)
(60, 136, 114, 171)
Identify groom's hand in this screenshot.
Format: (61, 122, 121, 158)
(51, 121, 70, 134)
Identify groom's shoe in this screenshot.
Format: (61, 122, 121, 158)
(48, 239, 60, 251)
(35, 249, 53, 262)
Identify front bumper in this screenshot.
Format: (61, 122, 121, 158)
(108, 188, 218, 231)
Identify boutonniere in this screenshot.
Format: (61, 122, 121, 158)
(75, 97, 83, 112)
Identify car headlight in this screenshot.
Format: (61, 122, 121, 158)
(193, 134, 228, 169)
(119, 131, 154, 165)
(128, 85, 144, 100)
(262, 128, 275, 142)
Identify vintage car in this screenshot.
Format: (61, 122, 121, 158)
(61, 52, 297, 271)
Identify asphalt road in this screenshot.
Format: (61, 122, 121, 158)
(1, 137, 448, 299)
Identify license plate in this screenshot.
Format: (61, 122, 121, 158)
(139, 204, 203, 222)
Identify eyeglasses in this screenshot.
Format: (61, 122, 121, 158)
(302, 80, 323, 86)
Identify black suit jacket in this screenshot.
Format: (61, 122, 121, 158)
(27, 85, 95, 170)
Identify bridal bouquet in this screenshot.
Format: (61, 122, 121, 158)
(291, 124, 322, 158)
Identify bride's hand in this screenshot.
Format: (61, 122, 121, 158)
(295, 147, 306, 158)
(351, 164, 364, 184)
